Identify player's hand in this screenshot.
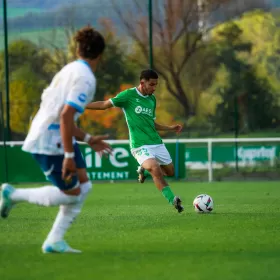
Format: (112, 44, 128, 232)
(62, 158, 77, 182)
(170, 124, 183, 134)
(87, 134, 113, 157)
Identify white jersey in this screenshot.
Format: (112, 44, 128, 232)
(22, 60, 96, 155)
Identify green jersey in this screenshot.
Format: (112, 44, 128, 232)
(110, 87, 163, 149)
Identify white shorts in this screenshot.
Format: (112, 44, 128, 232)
(131, 144, 172, 166)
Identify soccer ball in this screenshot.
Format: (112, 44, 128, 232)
(193, 194, 214, 213)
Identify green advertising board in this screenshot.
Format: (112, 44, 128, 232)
(185, 145, 280, 169)
(0, 143, 185, 183)
(1, 142, 279, 183)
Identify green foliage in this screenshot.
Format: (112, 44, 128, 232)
(0, 39, 54, 83)
(0, 25, 137, 138)
(201, 11, 280, 135)
(2, 9, 280, 139)
(229, 11, 280, 97)
(214, 69, 280, 133)
(0, 40, 53, 137)
(94, 31, 136, 101)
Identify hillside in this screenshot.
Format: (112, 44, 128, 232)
(2, 0, 280, 33)
(3, 0, 77, 9)
(0, 1, 126, 32)
(0, 0, 279, 49)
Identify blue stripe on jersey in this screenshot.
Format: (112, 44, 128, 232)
(76, 59, 92, 71)
(48, 124, 60, 130)
(65, 101, 84, 113)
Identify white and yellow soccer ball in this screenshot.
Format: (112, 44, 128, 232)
(193, 194, 214, 213)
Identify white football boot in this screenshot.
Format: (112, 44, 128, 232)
(0, 183, 15, 218)
(42, 240, 81, 254)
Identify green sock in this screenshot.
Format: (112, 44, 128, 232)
(161, 186, 175, 205)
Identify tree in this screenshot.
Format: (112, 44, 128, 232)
(39, 18, 137, 101)
(214, 0, 271, 22)
(235, 10, 280, 97)
(1, 19, 137, 138)
(94, 19, 137, 101)
(9, 69, 43, 135)
(112, 0, 240, 120)
(79, 84, 131, 138)
(209, 20, 280, 133)
(0, 40, 54, 139)
(0, 40, 53, 89)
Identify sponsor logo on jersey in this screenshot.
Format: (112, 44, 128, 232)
(78, 93, 87, 103)
(135, 106, 153, 116)
(135, 106, 143, 114)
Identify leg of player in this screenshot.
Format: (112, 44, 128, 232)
(160, 163, 175, 177)
(137, 163, 174, 183)
(0, 181, 83, 253)
(0, 145, 89, 253)
(0, 183, 80, 217)
(42, 168, 92, 254)
(141, 158, 184, 213)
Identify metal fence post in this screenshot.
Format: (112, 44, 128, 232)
(234, 96, 239, 171)
(3, 0, 10, 141)
(0, 91, 8, 182)
(148, 0, 153, 69)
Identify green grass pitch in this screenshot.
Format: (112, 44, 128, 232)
(0, 181, 280, 280)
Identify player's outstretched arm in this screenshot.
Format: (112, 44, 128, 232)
(73, 125, 112, 156)
(86, 100, 113, 110)
(154, 122, 183, 133)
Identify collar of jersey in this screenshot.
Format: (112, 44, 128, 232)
(135, 87, 150, 98)
(77, 59, 92, 72)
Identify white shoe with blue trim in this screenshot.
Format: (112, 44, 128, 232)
(0, 183, 15, 218)
(42, 240, 82, 254)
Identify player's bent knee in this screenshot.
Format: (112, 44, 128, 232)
(166, 170, 175, 177)
(63, 186, 81, 196)
(80, 181, 92, 195)
(150, 165, 164, 178)
(162, 165, 175, 177)
(61, 204, 82, 215)
(49, 183, 81, 195)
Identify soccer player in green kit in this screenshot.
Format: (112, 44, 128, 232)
(86, 69, 184, 213)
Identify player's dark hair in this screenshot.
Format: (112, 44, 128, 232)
(140, 69, 158, 80)
(74, 26, 105, 59)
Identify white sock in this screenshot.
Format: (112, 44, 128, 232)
(10, 186, 80, 206)
(43, 181, 92, 244)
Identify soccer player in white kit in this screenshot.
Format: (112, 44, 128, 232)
(0, 26, 111, 253)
